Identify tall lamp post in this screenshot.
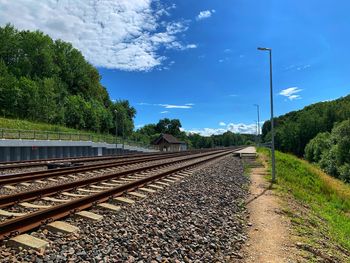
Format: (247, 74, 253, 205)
(122, 113, 125, 152)
(114, 110, 118, 155)
(254, 104, 260, 146)
(257, 47, 276, 182)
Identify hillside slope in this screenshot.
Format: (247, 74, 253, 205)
(262, 95, 350, 156)
(0, 24, 135, 136)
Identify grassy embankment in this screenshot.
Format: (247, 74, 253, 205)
(0, 117, 144, 146)
(257, 148, 350, 262)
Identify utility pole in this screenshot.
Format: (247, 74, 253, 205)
(122, 113, 125, 153)
(258, 47, 276, 182)
(114, 110, 118, 155)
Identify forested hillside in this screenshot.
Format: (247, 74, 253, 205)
(262, 95, 350, 182)
(0, 24, 135, 136)
(262, 95, 350, 156)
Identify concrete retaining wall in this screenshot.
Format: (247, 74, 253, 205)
(0, 139, 158, 162)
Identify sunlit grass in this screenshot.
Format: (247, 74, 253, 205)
(258, 147, 350, 253)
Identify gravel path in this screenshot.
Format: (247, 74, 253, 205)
(0, 155, 249, 262)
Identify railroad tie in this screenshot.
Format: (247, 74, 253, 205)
(41, 197, 71, 203)
(61, 192, 87, 197)
(19, 182, 31, 187)
(90, 185, 113, 190)
(7, 234, 48, 253)
(45, 221, 79, 234)
(113, 197, 135, 205)
(128, 192, 147, 198)
(19, 202, 51, 209)
(155, 181, 170, 186)
(0, 209, 26, 217)
(75, 211, 103, 221)
(3, 185, 16, 190)
(101, 182, 120, 187)
(138, 187, 157, 193)
(147, 184, 163, 190)
(97, 203, 121, 211)
(34, 180, 45, 184)
(47, 178, 58, 182)
(77, 188, 101, 193)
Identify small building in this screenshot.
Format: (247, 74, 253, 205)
(152, 134, 187, 152)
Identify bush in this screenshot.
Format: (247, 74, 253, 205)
(319, 146, 339, 177)
(339, 164, 350, 183)
(304, 132, 331, 162)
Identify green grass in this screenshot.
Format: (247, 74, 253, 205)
(0, 117, 78, 132)
(0, 117, 149, 147)
(258, 148, 350, 260)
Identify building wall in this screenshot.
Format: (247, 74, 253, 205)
(154, 142, 185, 152)
(0, 139, 158, 162)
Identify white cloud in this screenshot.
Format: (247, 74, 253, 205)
(160, 111, 169, 114)
(138, 102, 193, 109)
(186, 122, 257, 136)
(159, 104, 192, 109)
(196, 10, 215, 21)
(279, 87, 302, 100)
(297, 64, 311, 71)
(185, 44, 197, 49)
(0, 0, 195, 71)
(219, 122, 226, 126)
(285, 64, 311, 71)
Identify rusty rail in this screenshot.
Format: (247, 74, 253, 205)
(0, 150, 231, 208)
(0, 151, 196, 185)
(0, 150, 232, 240)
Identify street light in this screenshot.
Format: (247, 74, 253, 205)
(253, 104, 260, 146)
(122, 113, 125, 152)
(257, 46, 276, 182)
(114, 110, 118, 155)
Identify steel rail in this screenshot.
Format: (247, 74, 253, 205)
(0, 148, 221, 169)
(0, 150, 231, 208)
(0, 150, 231, 240)
(0, 151, 197, 185)
(0, 150, 186, 170)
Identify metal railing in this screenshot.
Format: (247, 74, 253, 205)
(0, 128, 157, 150)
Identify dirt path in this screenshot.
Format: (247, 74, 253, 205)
(243, 166, 298, 263)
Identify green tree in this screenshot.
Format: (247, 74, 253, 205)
(304, 132, 331, 163)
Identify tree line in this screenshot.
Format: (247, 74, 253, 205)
(132, 118, 255, 148)
(0, 24, 135, 136)
(0, 25, 255, 149)
(262, 95, 350, 182)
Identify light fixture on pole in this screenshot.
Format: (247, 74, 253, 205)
(114, 110, 118, 155)
(257, 47, 276, 182)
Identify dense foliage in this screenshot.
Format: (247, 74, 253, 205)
(305, 120, 350, 182)
(0, 24, 135, 136)
(262, 95, 350, 156)
(133, 118, 255, 149)
(262, 94, 350, 182)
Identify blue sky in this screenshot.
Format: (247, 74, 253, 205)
(0, 0, 349, 135)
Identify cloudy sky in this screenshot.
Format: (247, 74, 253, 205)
(0, 0, 349, 135)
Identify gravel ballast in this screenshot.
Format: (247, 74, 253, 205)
(0, 155, 249, 262)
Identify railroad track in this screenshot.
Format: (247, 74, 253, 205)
(0, 149, 233, 242)
(0, 150, 187, 171)
(0, 150, 200, 187)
